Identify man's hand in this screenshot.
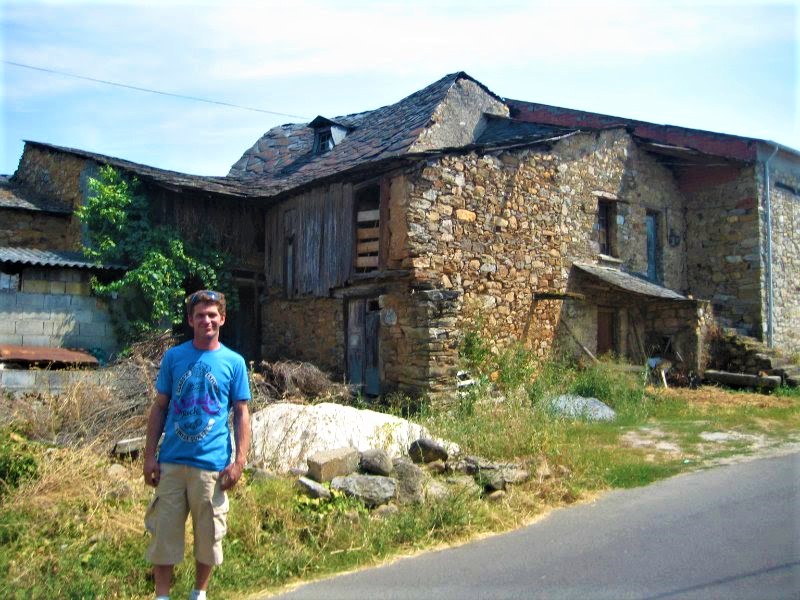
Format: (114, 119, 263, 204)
(219, 461, 245, 491)
(143, 455, 161, 487)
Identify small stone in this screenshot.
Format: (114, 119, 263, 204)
(107, 464, 128, 480)
(424, 480, 450, 502)
(486, 490, 507, 502)
(360, 449, 393, 476)
(393, 457, 426, 504)
(408, 439, 449, 464)
(297, 476, 332, 499)
(445, 475, 482, 498)
(332, 474, 397, 507)
(307, 447, 360, 482)
(372, 504, 399, 519)
(455, 209, 477, 222)
(425, 459, 446, 474)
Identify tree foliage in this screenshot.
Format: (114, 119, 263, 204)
(76, 165, 235, 345)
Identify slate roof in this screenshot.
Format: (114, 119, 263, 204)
(23, 142, 280, 198)
(0, 247, 121, 271)
(26, 73, 578, 203)
(476, 115, 573, 146)
(227, 72, 525, 190)
(0, 175, 72, 214)
(574, 263, 687, 300)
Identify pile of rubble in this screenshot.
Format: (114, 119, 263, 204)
(282, 438, 535, 510)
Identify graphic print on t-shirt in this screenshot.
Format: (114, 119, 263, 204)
(172, 361, 223, 443)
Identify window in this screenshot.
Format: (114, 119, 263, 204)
(354, 185, 381, 273)
(314, 130, 334, 154)
(597, 200, 615, 256)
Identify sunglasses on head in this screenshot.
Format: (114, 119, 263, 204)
(187, 290, 221, 307)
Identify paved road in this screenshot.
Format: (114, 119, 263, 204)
(270, 451, 800, 600)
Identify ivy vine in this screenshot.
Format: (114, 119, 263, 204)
(76, 165, 236, 346)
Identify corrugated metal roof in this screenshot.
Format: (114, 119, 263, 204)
(0, 247, 122, 270)
(0, 176, 73, 214)
(574, 262, 687, 300)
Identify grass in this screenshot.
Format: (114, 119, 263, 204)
(1, 354, 799, 598)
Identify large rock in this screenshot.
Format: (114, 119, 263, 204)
(307, 447, 359, 482)
(548, 395, 616, 421)
(360, 449, 393, 476)
(250, 402, 457, 472)
(392, 457, 426, 504)
(331, 474, 397, 507)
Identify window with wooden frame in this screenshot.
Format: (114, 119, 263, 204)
(354, 185, 381, 273)
(597, 200, 616, 256)
(314, 129, 334, 154)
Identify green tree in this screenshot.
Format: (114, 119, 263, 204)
(76, 165, 235, 345)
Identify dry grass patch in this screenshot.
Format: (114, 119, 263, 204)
(649, 385, 795, 409)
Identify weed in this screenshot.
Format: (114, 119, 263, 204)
(0, 430, 39, 497)
(459, 324, 492, 372)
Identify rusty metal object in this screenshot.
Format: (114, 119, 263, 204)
(0, 344, 98, 367)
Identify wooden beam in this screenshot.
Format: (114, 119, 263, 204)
(355, 256, 379, 268)
(357, 227, 380, 240)
(704, 370, 781, 390)
(357, 209, 380, 222)
(534, 291, 586, 301)
(357, 240, 380, 254)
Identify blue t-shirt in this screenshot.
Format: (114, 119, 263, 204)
(155, 341, 251, 471)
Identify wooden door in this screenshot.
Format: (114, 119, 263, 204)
(597, 308, 616, 355)
(346, 298, 381, 395)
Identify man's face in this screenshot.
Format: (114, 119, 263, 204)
(187, 301, 226, 342)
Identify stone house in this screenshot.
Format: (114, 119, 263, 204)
(3, 72, 798, 394)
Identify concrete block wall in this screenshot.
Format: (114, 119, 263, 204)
(0, 368, 110, 396)
(0, 290, 117, 354)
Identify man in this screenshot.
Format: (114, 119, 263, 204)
(143, 290, 251, 600)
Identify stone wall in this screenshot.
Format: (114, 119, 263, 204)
(261, 293, 344, 374)
(0, 208, 75, 249)
(401, 129, 690, 374)
(11, 145, 90, 247)
(765, 153, 800, 352)
(682, 164, 761, 335)
(642, 299, 714, 374)
(0, 290, 116, 355)
(615, 145, 688, 290)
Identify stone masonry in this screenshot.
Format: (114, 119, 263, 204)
(764, 155, 800, 352)
(398, 129, 694, 380)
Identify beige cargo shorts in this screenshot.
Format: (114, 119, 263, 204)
(144, 463, 229, 566)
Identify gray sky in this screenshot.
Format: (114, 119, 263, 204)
(2, 0, 798, 176)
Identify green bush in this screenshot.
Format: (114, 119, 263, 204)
(459, 325, 492, 372)
(0, 431, 39, 496)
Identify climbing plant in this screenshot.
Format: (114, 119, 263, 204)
(76, 165, 235, 345)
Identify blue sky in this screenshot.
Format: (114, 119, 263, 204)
(1, 0, 798, 177)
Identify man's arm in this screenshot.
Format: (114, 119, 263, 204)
(143, 392, 169, 487)
(220, 400, 250, 491)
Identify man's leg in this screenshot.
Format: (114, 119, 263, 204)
(187, 467, 229, 594)
(195, 560, 213, 590)
(154, 564, 174, 597)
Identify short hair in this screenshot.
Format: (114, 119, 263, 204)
(185, 289, 226, 317)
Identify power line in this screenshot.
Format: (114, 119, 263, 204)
(4, 60, 310, 120)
